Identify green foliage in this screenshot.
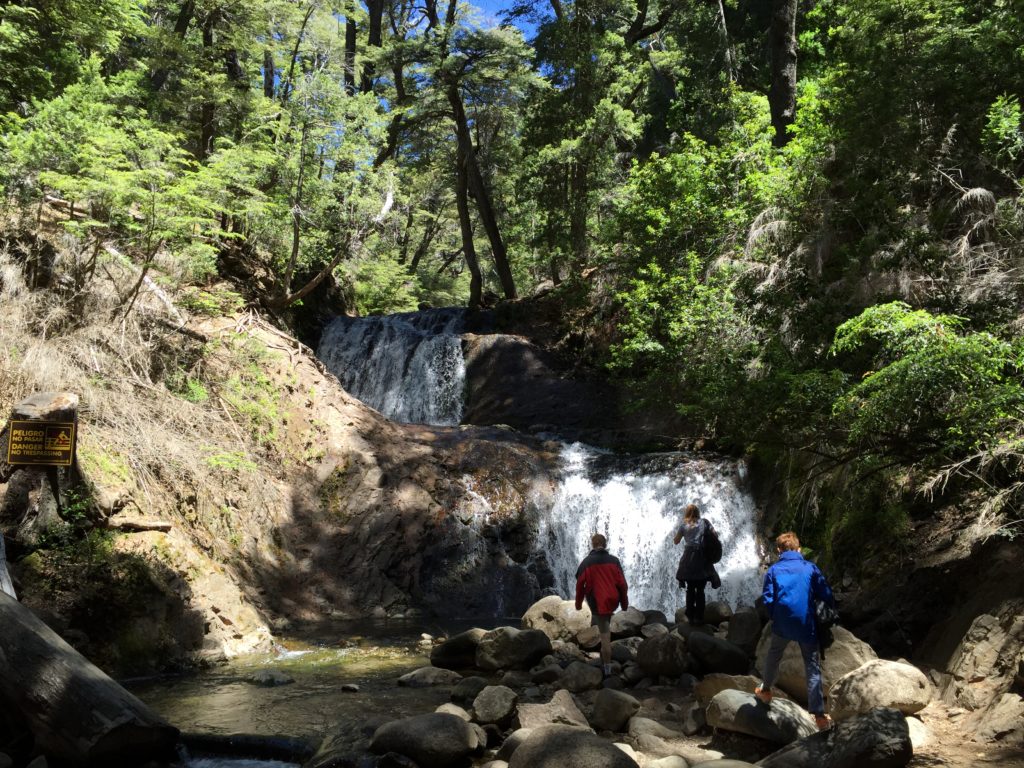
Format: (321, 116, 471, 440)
(350, 254, 421, 315)
(831, 302, 1024, 458)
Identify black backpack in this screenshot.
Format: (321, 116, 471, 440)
(702, 523, 723, 565)
(815, 599, 840, 655)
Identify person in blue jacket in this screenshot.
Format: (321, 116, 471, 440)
(754, 531, 836, 730)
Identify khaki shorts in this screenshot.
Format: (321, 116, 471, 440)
(592, 613, 612, 634)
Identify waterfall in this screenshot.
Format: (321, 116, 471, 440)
(317, 309, 467, 426)
(539, 443, 762, 617)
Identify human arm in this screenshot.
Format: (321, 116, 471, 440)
(575, 569, 587, 611)
(673, 525, 683, 546)
(616, 566, 629, 612)
(762, 569, 776, 619)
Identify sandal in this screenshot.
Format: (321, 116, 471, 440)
(814, 713, 833, 731)
(754, 685, 773, 705)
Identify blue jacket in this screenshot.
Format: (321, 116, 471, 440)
(762, 551, 835, 644)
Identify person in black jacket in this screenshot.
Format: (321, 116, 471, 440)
(673, 503, 710, 624)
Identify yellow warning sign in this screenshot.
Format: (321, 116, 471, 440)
(6, 420, 76, 466)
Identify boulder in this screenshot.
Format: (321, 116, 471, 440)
(496, 728, 534, 761)
(477, 627, 553, 671)
(398, 666, 463, 687)
(969, 692, 1024, 745)
(756, 707, 912, 768)
(612, 636, 644, 661)
(647, 757, 689, 768)
(577, 626, 601, 649)
(482, 762, 509, 768)
(369, 713, 479, 768)
(705, 601, 734, 625)
(562, 661, 604, 693)
(692, 762, 758, 768)
(431, 629, 487, 670)
(644, 610, 669, 626)
(435, 703, 471, 721)
(507, 724, 639, 768)
(516, 689, 590, 730)
(904, 716, 930, 749)
(451, 676, 489, 706)
(755, 625, 876, 704)
(523, 596, 593, 643)
(611, 608, 646, 638)
(589, 689, 641, 732)
(641, 623, 669, 639)
(531, 663, 564, 685)
(473, 685, 519, 727)
(249, 669, 294, 686)
(687, 632, 749, 675)
(727, 610, 764, 656)
(705, 690, 817, 744)
(627, 718, 721, 764)
(637, 634, 690, 678)
(829, 660, 932, 720)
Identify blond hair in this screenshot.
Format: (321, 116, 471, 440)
(776, 531, 801, 551)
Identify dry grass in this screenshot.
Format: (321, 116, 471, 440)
(0, 235, 285, 550)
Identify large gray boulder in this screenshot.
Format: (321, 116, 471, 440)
(727, 610, 764, 656)
(610, 608, 646, 638)
(451, 675, 489, 706)
(562, 661, 604, 693)
(398, 666, 463, 687)
(687, 632, 749, 675)
(523, 596, 593, 643)
(627, 718, 721, 764)
(589, 689, 641, 733)
(473, 685, 519, 727)
(496, 728, 534, 761)
(695, 673, 789, 707)
(756, 707, 912, 768)
(705, 689, 817, 744)
(507, 724, 639, 768)
(755, 625, 876, 704)
(477, 627, 553, 671)
(516, 689, 590, 730)
(637, 633, 690, 678)
(369, 713, 479, 768)
(705, 601, 734, 625)
(829, 660, 932, 720)
(431, 628, 487, 670)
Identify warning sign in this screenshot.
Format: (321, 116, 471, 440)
(6, 420, 76, 466)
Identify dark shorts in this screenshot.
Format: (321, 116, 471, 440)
(592, 613, 612, 634)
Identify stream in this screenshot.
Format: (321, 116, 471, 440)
(136, 309, 765, 765)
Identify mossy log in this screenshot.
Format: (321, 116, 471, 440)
(0, 592, 179, 766)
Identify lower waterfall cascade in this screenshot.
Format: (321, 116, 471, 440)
(317, 309, 763, 617)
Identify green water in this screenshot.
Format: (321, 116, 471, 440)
(129, 619, 505, 753)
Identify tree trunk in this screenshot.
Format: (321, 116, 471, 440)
(150, 0, 195, 92)
(714, 0, 736, 81)
(199, 12, 217, 160)
(446, 85, 517, 300)
(344, 2, 357, 95)
(263, 48, 275, 98)
(454, 142, 483, 309)
(361, 0, 384, 93)
(0, 592, 179, 765)
(768, 0, 798, 147)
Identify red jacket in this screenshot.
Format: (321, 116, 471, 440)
(575, 548, 629, 615)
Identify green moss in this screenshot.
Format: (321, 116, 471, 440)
(78, 443, 133, 485)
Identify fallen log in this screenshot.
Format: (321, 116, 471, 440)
(0, 592, 179, 766)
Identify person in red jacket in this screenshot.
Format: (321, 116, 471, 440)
(575, 533, 629, 676)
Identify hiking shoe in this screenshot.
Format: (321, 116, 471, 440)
(603, 663, 613, 677)
(754, 685, 773, 705)
(814, 714, 833, 731)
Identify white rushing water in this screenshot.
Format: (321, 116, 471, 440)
(317, 309, 466, 426)
(316, 310, 763, 617)
(540, 443, 762, 617)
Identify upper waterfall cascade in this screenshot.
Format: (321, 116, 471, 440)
(318, 309, 467, 426)
(317, 309, 762, 616)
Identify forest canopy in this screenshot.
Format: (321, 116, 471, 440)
(2, 0, 1024, 563)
